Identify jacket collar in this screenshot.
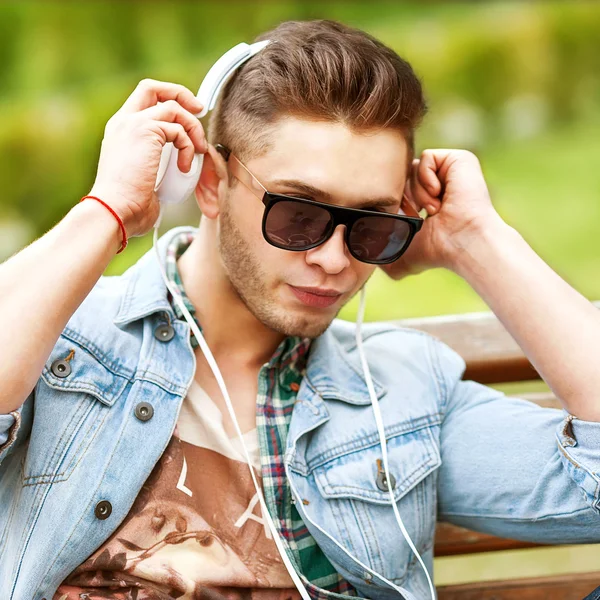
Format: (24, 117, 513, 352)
(304, 325, 386, 406)
(113, 225, 196, 328)
(113, 225, 386, 405)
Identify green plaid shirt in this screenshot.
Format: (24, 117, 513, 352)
(165, 231, 359, 599)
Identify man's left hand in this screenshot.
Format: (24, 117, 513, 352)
(381, 149, 502, 280)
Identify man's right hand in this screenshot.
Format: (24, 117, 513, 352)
(88, 79, 207, 241)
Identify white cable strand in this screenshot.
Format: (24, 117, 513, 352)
(355, 285, 437, 600)
(152, 211, 312, 600)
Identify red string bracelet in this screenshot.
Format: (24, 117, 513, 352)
(80, 195, 128, 254)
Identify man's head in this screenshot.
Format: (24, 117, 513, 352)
(196, 19, 427, 339)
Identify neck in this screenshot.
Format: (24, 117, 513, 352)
(176, 224, 286, 370)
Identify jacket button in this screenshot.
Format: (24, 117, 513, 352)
(94, 500, 112, 520)
(154, 324, 175, 342)
(134, 402, 154, 422)
(50, 359, 71, 378)
(376, 470, 396, 492)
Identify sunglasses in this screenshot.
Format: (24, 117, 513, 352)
(215, 144, 424, 265)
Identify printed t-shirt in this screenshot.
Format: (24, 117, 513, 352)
(54, 378, 301, 600)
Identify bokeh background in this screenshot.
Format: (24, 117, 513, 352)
(1, 0, 599, 588)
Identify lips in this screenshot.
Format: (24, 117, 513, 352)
(289, 285, 343, 308)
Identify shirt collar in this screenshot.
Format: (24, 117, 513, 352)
(164, 229, 198, 323)
(303, 326, 386, 405)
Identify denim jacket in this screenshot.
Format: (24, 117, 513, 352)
(1, 225, 599, 600)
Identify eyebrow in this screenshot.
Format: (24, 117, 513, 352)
(270, 178, 401, 210)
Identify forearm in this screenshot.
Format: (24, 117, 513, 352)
(0, 199, 121, 413)
(450, 214, 600, 421)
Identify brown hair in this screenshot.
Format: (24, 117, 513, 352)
(208, 19, 427, 162)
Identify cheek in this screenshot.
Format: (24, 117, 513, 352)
(230, 198, 294, 267)
(227, 193, 267, 248)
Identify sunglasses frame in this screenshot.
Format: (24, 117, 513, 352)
(215, 144, 424, 265)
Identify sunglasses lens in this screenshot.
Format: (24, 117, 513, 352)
(349, 216, 412, 262)
(264, 200, 333, 249)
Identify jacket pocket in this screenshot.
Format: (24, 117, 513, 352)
(22, 335, 129, 486)
(313, 423, 440, 503)
(310, 423, 441, 583)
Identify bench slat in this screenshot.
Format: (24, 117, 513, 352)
(394, 301, 600, 384)
(437, 571, 600, 599)
(434, 522, 541, 556)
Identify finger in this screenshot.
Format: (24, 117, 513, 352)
(141, 100, 207, 153)
(121, 78, 204, 116)
(156, 122, 196, 173)
(417, 152, 443, 198)
(410, 159, 441, 215)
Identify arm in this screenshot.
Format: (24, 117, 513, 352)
(384, 148, 600, 421)
(436, 184, 600, 532)
(0, 199, 121, 414)
(0, 79, 207, 457)
(450, 212, 600, 422)
(434, 335, 600, 541)
(382, 147, 600, 536)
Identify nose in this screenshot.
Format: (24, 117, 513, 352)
(304, 224, 351, 274)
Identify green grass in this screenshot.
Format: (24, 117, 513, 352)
(435, 543, 600, 586)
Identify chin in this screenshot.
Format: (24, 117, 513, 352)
(270, 306, 339, 339)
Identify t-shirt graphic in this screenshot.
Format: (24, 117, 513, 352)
(54, 379, 301, 600)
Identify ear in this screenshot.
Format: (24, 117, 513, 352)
(194, 144, 229, 219)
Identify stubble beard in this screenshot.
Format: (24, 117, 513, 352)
(218, 203, 338, 339)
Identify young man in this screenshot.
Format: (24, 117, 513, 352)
(1, 19, 599, 600)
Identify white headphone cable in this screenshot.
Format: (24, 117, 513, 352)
(355, 284, 437, 600)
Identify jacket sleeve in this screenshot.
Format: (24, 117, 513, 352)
(0, 390, 34, 466)
(431, 336, 600, 544)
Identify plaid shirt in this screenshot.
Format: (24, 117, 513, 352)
(165, 231, 359, 599)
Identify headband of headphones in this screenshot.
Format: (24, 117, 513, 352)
(196, 40, 270, 117)
(155, 40, 270, 205)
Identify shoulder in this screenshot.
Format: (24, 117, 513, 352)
(330, 318, 464, 365)
(49, 265, 144, 384)
(328, 318, 467, 392)
(66, 271, 132, 341)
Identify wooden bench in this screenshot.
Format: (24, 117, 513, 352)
(395, 304, 600, 599)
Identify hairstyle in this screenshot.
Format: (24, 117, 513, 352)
(208, 19, 427, 163)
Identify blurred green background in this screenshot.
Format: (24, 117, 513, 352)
(1, 0, 599, 588)
(2, 1, 600, 324)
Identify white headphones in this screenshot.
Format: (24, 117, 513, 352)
(154, 40, 270, 206)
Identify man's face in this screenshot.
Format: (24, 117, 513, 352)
(217, 117, 409, 338)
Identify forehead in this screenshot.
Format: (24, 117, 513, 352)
(246, 117, 409, 204)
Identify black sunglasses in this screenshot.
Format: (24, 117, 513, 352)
(215, 144, 424, 265)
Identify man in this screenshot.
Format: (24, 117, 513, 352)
(0, 18, 599, 600)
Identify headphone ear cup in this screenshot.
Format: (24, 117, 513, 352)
(155, 143, 204, 205)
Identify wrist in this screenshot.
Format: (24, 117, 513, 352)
(446, 213, 521, 280)
(70, 197, 123, 256)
